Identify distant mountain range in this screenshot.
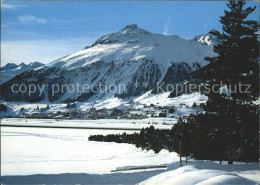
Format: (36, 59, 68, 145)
(1, 24, 217, 102)
(1, 62, 44, 85)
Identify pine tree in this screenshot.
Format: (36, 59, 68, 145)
(204, 0, 258, 164)
(205, 0, 258, 100)
(171, 118, 193, 165)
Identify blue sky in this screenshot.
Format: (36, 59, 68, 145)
(1, 1, 259, 65)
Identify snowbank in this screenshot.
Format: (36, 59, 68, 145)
(138, 165, 256, 185)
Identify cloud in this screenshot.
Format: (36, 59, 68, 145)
(36, 18, 47, 24)
(18, 15, 47, 24)
(1, 3, 28, 10)
(163, 15, 173, 35)
(1, 3, 16, 9)
(18, 15, 35, 22)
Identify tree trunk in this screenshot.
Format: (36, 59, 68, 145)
(179, 142, 182, 167)
(186, 156, 188, 165)
(228, 147, 235, 164)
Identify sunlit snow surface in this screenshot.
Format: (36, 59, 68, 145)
(1, 126, 178, 176)
(1, 124, 259, 184)
(1, 118, 176, 129)
(139, 165, 259, 185)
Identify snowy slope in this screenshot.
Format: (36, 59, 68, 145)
(1, 25, 215, 102)
(1, 62, 43, 84)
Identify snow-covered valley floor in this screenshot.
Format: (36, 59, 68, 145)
(1, 120, 259, 185)
(0, 118, 175, 130)
(1, 126, 178, 176)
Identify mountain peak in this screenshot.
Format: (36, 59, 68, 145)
(19, 63, 26, 67)
(120, 24, 139, 32)
(91, 24, 151, 47)
(119, 24, 150, 35)
(193, 30, 219, 46)
(122, 24, 138, 30)
(28, 61, 44, 68)
(208, 29, 219, 34)
(1, 63, 18, 71)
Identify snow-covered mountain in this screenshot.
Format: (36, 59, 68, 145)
(46, 25, 214, 70)
(193, 29, 219, 46)
(1, 63, 18, 71)
(1, 24, 215, 102)
(1, 62, 44, 85)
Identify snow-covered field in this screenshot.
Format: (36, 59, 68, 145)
(1, 123, 259, 184)
(1, 126, 178, 176)
(1, 118, 175, 130)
